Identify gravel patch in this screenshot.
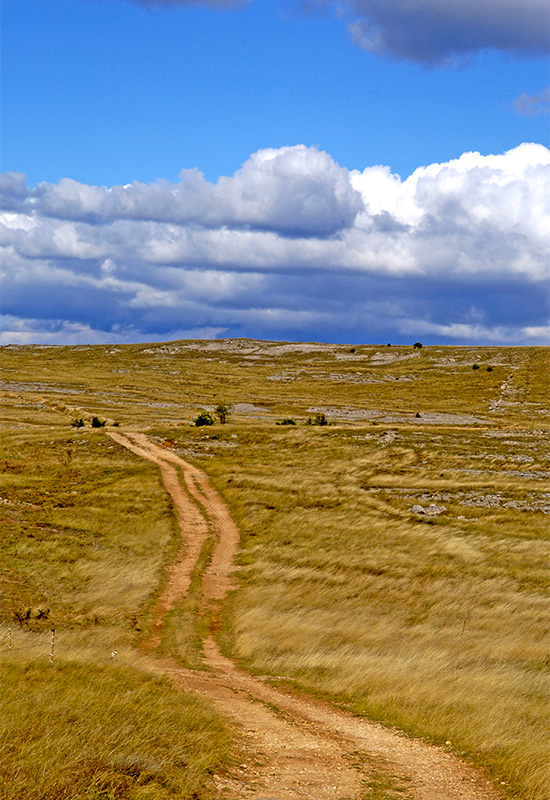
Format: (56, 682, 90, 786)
(233, 402, 270, 415)
(308, 407, 489, 425)
(370, 351, 420, 364)
(412, 504, 447, 516)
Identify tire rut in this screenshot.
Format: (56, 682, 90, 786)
(108, 430, 503, 800)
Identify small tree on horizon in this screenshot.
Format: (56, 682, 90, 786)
(215, 401, 231, 424)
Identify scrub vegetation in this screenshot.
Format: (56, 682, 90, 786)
(1, 339, 548, 800)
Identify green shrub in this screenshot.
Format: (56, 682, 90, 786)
(71, 418, 85, 428)
(91, 416, 106, 428)
(194, 410, 215, 427)
(277, 418, 296, 426)
(307, 413, 328, 426)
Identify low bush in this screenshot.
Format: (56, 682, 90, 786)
(307, 413, 328, 426)
(194, 410, 215, 427)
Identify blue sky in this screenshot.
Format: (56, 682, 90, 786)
(1, 0, 549, 345)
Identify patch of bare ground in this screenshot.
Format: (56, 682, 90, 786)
(307, 407, 490, 425)
(108, 431, 503, 800)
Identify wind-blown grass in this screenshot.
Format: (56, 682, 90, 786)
(182, 421, 549, 800)
(0, 423, 231, 800)
(0, 659, 230, 800)
(0, 428, 178, 632)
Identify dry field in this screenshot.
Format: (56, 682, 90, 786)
(0, 340, 548, 799)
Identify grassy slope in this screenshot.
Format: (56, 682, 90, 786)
(1, 339, 548, 799)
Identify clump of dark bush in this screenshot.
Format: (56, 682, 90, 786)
(487, 366, 493, 372)
(472, 364, 480, 370)
(194, 410, 215, 427)
(277, 418, 296, 426)
(415, 412, 421, 418)
(307, 412, 328, 426)
(91, 416, 106, 428)
(13, 607, 50, 629)
(387, 343, 392, 347)
(413, 342, 423, 349)
(71, 418, 85, 428)
(349, 347, 356, 353)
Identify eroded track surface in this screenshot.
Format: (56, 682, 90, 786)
(108, 431, 502, 800)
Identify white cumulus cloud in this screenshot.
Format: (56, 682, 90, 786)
(1, 143, 549, 345)
(16, 146, 361, 238)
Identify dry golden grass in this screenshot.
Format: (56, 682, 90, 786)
(188, 422, 548, 799)
(1, 339, 548, 799)
(194, 422, 548, 800)
(1, 340, 546, 426)
(0, 427, 178, 632)
(0, 658, 230, 800)
(0, 419, 231, 800)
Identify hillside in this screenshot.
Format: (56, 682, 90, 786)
(1, 340, 548, 799)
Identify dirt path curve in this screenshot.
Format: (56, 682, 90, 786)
(108, 431, 502, 800)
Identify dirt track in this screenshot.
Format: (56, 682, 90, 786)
(108, 431, 502, 800)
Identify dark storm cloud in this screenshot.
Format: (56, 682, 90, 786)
(338, 0, 549, 65)
(99, 0, 549, 65)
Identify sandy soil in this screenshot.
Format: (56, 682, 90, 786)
(108, 430, 503, 800)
